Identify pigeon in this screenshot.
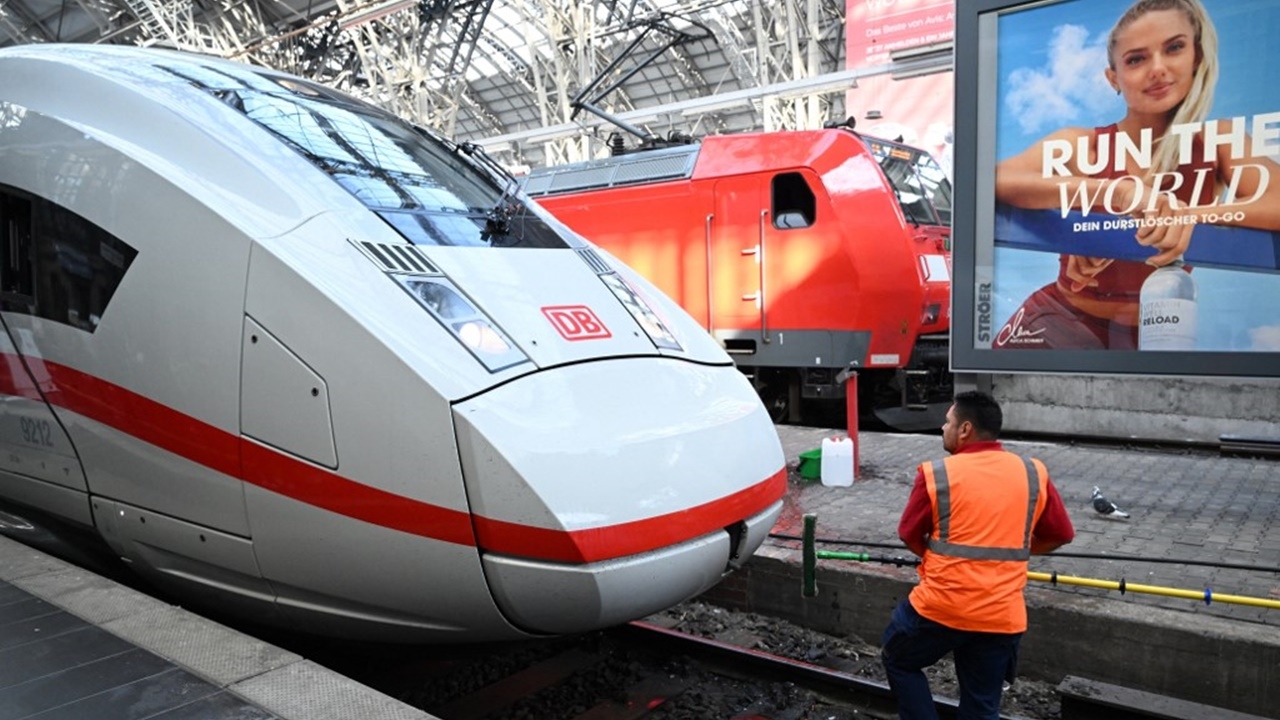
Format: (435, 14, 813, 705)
(1091, 486, 1130, 519)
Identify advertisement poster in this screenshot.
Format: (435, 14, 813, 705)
(848, 73, 955, 179)
(846, 0, 954, 68)
(984, 0, 1280, 355)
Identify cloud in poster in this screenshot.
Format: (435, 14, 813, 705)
(1249, 325, 1280, 351)
(1004, 24, 1118, 135)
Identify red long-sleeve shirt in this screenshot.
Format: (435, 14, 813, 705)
(897, 441, 1075, 558)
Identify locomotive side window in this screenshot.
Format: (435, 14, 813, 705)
(771, 173, 815, 229)
(0, 192, 34, 310)
(0, 186, 137, 332)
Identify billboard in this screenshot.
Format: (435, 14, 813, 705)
(846, 0, 954, 69)
(953, 0, 1280, 377)
(846, 1, 956, 178)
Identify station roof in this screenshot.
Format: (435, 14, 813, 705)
(0, 0, 897, 167)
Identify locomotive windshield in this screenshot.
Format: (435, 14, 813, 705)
(867, 139, 953, 227)
(164, 63, 568, 248)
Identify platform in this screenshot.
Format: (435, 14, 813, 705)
(0, 535, 434, 720)
(701, 426, 1280, 718)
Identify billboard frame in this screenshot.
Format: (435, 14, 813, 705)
(952, 0, 1280, 378)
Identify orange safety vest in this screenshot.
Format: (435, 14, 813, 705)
(908, 451, 1049, 634)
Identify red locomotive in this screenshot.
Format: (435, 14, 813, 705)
(524, 126, 953, 427)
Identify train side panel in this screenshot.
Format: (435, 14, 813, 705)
(0, 329, 90, 526)
(238, 225, 515, 640)
(811, 143, 932, 367)
(0, 105, 255, 538)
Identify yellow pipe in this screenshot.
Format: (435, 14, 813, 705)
(1027, 571, 1280, 610)
(804, 521, 1279, 610)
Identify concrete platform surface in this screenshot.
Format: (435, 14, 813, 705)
(0, 535, 437, 720)
(701, 426, 1280, 719)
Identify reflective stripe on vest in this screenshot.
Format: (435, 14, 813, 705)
(925, 456, 1039, 561)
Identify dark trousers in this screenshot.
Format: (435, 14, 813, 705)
(881, 598, 1021, 720)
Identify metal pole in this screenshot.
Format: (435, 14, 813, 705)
(845, 370, 859, 479)
(802, 514, 817, 598)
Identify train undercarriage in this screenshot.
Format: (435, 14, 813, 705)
(746, 333, 953, 432)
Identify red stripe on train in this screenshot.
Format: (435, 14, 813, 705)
(0, 353, 784, 562)
(471, 468, 787, 563)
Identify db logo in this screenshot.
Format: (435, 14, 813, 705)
(542, 305, 612, 341)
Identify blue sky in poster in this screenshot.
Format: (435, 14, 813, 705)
(989, 0, 1280, 351)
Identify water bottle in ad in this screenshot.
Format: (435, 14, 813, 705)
(1139, 259, 1197, 351)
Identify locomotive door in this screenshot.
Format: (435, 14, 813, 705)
(711, 172, 817, 346)
(711, 177, 769, 341)
(0, 192, 89, 516)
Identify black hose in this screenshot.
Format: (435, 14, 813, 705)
(768, 532, 1280, 574)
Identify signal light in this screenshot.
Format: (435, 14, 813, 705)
(599, 272, 682, 351)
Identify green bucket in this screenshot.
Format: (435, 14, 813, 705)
(798, 448, 822, 480)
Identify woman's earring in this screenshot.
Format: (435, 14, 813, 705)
(1115, 88, 1120, 95)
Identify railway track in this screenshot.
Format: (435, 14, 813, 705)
(399, 620, 901, 720)
(316, 619, 1212, 720)
(0, 505, 1243, 720)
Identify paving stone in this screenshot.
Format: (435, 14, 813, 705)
(771, 427, 1280, 629)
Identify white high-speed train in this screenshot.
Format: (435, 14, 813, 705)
(0, 44, 786, 642)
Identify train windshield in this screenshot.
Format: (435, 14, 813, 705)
(165, 63, 568, 248)
(866, 139, 952, 227)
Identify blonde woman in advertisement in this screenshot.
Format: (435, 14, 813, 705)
(993, 0, 1280, 350)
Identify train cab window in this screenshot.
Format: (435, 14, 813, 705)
(916, 154, 953, 225)
(868, 139, 952, 227)
(771, 173, 815, 229)
(170, 64, 571, 249)
(0, 186, 137, 331)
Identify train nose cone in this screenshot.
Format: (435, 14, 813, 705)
(452, 358, 785, 635)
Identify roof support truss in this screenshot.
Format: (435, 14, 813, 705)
(0, 0, 852, 170)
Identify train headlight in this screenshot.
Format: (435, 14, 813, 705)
(399, 277, 528, 372)
(599, 272, 682, 351)
(456, 320, 512, 354)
